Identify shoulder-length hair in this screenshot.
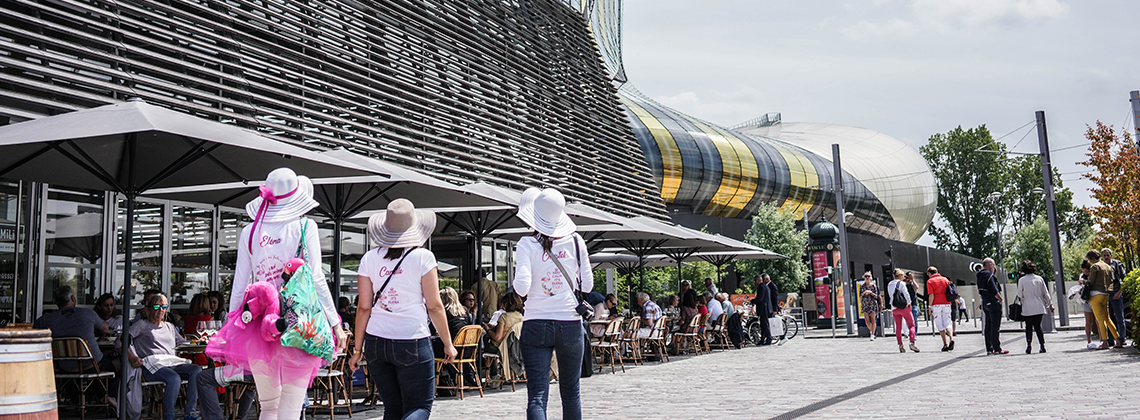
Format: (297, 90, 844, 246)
(440, 287, 466, 317)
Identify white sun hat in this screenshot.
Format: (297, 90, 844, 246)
(245, 168, 319, 248)
(521, 188, 575, 238)
(369, 198, 437, 248)
(514, 187, 542, 229)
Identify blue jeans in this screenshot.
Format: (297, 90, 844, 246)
(142, 363, 201, 420)
(1109, 297, 1126, 343)
(195, 369, 255, 420)
(363, 335, 435, 420)
(520, 320, 584, 420)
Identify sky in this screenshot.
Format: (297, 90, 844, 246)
(619, 0, 1140, 244)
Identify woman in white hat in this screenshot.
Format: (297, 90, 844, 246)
(513, 188, 592, 420)
(225, 168, 347, 420)
(347, 198, 456, 419)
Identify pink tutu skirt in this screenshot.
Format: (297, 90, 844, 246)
(206, 297, 324, 387)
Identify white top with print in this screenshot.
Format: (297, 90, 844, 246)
(512, 234, 593, 322)
(358, 247, 438, 340)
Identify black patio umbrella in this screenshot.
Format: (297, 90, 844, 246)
(146, 147, 510, 302)
(0, 99, 380, 419)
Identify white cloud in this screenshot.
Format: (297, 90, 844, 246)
(652, 88, 769, 126)
(842, 19, 919, 40)
(912, 0, 1070, 30)
(844, 0, 1070, 39)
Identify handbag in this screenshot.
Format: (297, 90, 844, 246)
(544, 234, 593, 378)
(1080, 282, 1092, 301)
(1007, 296, 1023, 322)
(278, 218, 336, 361)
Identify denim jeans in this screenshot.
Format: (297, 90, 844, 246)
(195, 369, 255, 420)
(1109, 297, 1126, 343)
(363, 335, 435, 420)
(141, 363, 201, 420)
(520, 320, 584, 420)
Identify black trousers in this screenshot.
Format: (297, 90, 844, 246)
(758, 313, 772, 344)
(982, 303, 1002, 352)
(1023, 314, 1044, 345)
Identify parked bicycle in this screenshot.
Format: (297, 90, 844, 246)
(739, 303, 800, 346)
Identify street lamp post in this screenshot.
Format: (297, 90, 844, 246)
(988, 191, 1009, 311)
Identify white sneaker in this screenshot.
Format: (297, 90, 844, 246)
(870, 335, 876, 341)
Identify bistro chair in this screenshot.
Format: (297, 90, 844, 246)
(224, 379, 258, 420)
(591, 318, 625, 374)
(51, 337, 115, 420)
(619, 317, 644, 365)
(435, 325, 484, 399)
(482, 327, 526, 392)
(308, 352, 352, 419)
(642, 317, 669, 363)
(707, 313, 730, 351)
(671, 314, 705, 356)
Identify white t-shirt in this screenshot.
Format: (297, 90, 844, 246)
(358, 247, 438, 340)
(512, 234, 593, 322)
(230, 218, 339, 330)
(707, 297, 724, 324)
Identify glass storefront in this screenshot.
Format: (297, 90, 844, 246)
(44, 188, 105, 308)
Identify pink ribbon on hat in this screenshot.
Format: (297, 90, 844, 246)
(248, 185, 298, 250)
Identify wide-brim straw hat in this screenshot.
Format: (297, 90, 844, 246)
(369, 198, 436, 248)
(521, 188, 575, 237)
(515, 187, 542, 230)
(245, 169, 319, 222)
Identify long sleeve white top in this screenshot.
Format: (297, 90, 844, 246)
(229, 218, 339, 330)
(512, 234, 593, 322)
(1016, 274, 1052, 316)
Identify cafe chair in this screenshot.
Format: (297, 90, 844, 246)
(707, 313, 730, 351)
(619, 318, 644, 365)
(52, 337, 115, 420)
(308, 352, 352, 419)
(590, 318, 625, 374)
(642, 317, 669, 363)
(435, 325, 484, 399)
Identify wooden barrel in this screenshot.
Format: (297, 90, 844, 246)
(0, 329, 57, 420)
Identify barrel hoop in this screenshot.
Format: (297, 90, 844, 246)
(0, 342, 52, 353)
(0, 350, 52, 362)
(0, 392, 56, 406)
(0, 398, 57, 415)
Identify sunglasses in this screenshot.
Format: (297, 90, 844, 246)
(152, 304, 169, 310)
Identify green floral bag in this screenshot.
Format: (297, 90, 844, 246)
(278, 219, 335, 361)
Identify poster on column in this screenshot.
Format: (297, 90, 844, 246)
(812, 251, 830, 319)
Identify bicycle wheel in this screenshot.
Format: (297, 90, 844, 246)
(782, 315, 799, 340)
(748, 321, 764, 345)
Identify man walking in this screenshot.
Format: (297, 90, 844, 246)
(1102, 249, 1128, 347)
(751, 275, 773, 345)
(925, 267, 955, 352)
(977, 258, 1008, 354)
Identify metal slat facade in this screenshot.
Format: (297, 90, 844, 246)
(0, 0, 667, 219)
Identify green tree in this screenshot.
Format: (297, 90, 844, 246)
(1007, 216, 1054, 281)
(735, 203, 808, 293)
(1080, 122, 1140, 270)
(920, 126, 1007, 258)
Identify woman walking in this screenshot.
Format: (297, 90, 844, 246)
(888, 269, 920, 353)
(209, 169, 346, 420)
(1015, 261, 1053, 354)
(1086, 250, 1122, 350)
(859, 272, 881, 340)
(347, 198, 456, 419)
(513, 188, 592, 420)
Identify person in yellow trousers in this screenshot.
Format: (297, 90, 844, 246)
(1085, 250, 1123, 350)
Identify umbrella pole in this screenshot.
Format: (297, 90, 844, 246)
(118, 194, 134, 420)
(118, 135, 137, 420)
(474, 233, 483, 322)
(331, 184, 344, 305)
(332, 216, 342, 306)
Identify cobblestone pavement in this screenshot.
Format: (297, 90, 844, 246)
(343, 329, 1138, 419)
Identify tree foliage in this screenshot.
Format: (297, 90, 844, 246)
(921, 125, 1081, 259)
(592, 262, 719, 311)
(1080, 122, 1140, 270)
(735, 203, 809, 293)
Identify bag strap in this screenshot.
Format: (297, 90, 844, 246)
(295, 217, 309, 260)
(546, 234, 585, 304)
(372, 246, 420, 307)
